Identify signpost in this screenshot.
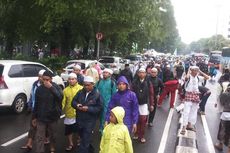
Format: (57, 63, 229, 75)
(96, 32, 103, 60)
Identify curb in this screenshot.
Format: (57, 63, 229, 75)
(175, 113, 198, 153)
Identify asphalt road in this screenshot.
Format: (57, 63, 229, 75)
(0, 71, 227, 153)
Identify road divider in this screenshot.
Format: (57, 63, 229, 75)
(175, 112, 198, 153)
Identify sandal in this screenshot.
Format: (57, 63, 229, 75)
(133, 136, 138, 140)
(20, 145, 32, 150)
(50, 150, 55, 153)
(65, 145, 73, 151)
(180, 129, 186, 135)
(140, 138, 146, 143)
(214, 143, 223, 151)
(77, 139, 81, 146)
(44, 140, 50, 145)
(186, 127, 196, 132)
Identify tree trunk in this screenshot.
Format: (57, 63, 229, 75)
(82, 36, 90, 59)
(60, 24, 71, 57)
(5, 39, 14, 58)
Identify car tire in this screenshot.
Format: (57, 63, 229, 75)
(11, 94, 26, 114)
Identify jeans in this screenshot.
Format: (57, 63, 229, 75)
(199, 92, 211, 112)
(77, 120, 96, 153)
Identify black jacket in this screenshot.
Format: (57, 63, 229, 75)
(71, 87, 102, 122)
(33, 82, 63, 123)
(149, 76, 164, 96)
(131, 78, 154, 106)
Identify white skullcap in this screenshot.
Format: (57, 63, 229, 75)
(84, 76, 94, 83)
(155, 64, 160, 67)
(73, 64, 81, 70)
(103, 68, 113, 75)
(151, 67, 158, 72)
(138, 67, 146, 73)
(68, 73, 77, 79)
(190, 66, 199, 70)
(166, 65, 170, 68)
(38, 69, 46, 76)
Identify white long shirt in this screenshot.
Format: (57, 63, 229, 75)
(185, 75, 204, 92)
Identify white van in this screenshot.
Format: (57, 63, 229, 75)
(0, 60, 65, 113)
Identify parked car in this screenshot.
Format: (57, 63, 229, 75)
(99, 56, 124, 74)
(125, 54, 142, 64)
(0, 60, 65, 113)
(60, 60, 105, 83)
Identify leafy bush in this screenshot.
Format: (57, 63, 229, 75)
(38, 56, 69, 74)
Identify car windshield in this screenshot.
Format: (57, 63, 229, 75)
(99, 58, 115, 63)
(222, 50, 230, 57)
(209, 55, 221, 63)
(210, 55, 221, 60)
(126, 55, 141, 61)
(0, 65, 3, 76)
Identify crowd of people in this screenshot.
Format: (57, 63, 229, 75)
(20, 56, 230, 153)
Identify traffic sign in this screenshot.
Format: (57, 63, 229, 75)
(96, 32, 103, 40)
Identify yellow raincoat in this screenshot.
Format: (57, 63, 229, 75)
(100, 106, 133, 153)
(62, 83, 83, 118)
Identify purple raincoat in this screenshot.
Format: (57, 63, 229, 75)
(105, 76, 139, 132)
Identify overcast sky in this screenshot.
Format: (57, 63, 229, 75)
(171, 0, 230, 44)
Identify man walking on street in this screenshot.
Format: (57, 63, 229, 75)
(180, 66, 209, 135)
(96, 68, 117, 133)
(33, 70, 63, 153)
(72, 76, 103, 153)
(148, 68, 164, 126)
(62, 73, 83, 151)
(131, 68, 154, 143)
(21, 69, 45, 150)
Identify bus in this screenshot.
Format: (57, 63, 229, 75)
(209, 50, 222, 69)
(221, 47, 230, 70)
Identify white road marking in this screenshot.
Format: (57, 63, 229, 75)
(157, 90, 178, 153)
(157, 108, 174, 153)
(201, 115, 216, 153)
(60, 114, 65, 118)
(1, 132, 28, 147)
(1, 114, 65, 147)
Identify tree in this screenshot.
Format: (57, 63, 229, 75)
(0, 0, 179, 58)
(188, 34, 230, 54)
